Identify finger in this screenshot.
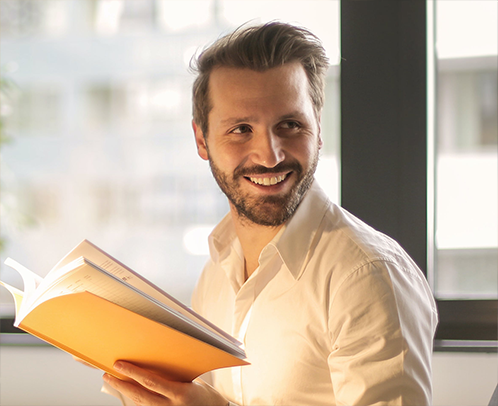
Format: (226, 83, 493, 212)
(72, 356, 98, 369)
(113, 361, 182, 399)
(103, 373, 170, 406)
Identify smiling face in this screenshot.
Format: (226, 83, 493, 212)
(193, 62, 322, 227)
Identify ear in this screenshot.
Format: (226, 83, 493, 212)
(192, 120, 209, 161)
(316, 116, 323, 150)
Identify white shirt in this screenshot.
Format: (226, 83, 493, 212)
(192, 181, 438, 406)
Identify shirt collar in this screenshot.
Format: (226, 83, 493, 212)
(208, 213, 237, 265)
(208, 213, 246, 292)
(208, 180, 331, 281)
(271, 181, 331, 279)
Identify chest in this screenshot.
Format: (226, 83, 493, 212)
(204, 268, 335, 404)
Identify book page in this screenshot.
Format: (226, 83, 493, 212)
(4, 258, 43, 301)
(28, 259, 245, 358)
(0, 280, 24, 318)
(49, 240, 240, 346)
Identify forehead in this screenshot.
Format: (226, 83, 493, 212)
(208, 62, 311, 110)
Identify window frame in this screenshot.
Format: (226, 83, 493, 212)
(340, 0, 497, 352)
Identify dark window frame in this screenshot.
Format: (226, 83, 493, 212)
(340, 0, 497, 352)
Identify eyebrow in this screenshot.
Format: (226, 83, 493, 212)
(278, 111, 307, 121)
(220, 116, 257, 126)
(220, 111, 306, 126)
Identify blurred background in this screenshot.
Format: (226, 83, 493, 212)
(0, 1, 496, 405)
(1, 0, 496, 311)
(0, 0, 342, 308)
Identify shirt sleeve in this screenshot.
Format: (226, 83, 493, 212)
(327, 260, 437, 406)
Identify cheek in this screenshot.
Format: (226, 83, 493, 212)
(287, 138, 320, 164)
(208, 142, 243, 171)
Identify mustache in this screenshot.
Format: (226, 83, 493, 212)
(234, 161, 303, 179)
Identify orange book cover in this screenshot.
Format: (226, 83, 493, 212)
(19, 291, 248, 382)
(0, 240, 249, 383)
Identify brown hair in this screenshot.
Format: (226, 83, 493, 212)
(191, 21, 329, 136)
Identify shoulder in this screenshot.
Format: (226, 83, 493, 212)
(319, 202, 419, 271)
(308, 202, 433, 302)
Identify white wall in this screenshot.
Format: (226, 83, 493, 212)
(0, 346, 119, 406)
(1, 346, 497, 406)
(433, 352, 498, 406)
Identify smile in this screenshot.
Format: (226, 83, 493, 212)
(248, 173, 288, 186)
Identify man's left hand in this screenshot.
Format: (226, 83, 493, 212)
(103, 361, 228, 406)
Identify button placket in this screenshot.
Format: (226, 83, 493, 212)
(229, 244, 281, 404)
(231, 272, 258, 405)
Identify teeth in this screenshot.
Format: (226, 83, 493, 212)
(249, 174, 287, 186)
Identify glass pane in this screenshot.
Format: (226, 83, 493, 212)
(434, 0, 498, 299)
(0, 0, 341, 312)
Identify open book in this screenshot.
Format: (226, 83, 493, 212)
(0, 240, 248, 382)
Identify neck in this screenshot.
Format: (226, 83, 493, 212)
(229, 207, 284, 281)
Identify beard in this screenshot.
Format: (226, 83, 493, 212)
(208, 149, 319, 227)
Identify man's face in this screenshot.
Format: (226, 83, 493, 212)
(193, 62, 322, 227)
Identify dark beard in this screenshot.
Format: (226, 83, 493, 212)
(208, 154, 319, 227)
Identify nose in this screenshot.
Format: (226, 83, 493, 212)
(250, 129, 285, 168)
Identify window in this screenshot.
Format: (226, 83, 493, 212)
(340, 1, 497, 350)
(433, 0, 497, 300)
(431, 0, 497, 348)
(0, 0, 340, 317)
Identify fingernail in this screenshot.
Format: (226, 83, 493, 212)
(113, 361, 123, 371)
(103, 373, 111, 383)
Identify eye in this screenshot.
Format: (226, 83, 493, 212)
(231, 124, 252, 134)
(279, 121, 301, 130)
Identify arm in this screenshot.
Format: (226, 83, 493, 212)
(328, 261, 437, 405)
(103, 361, 231, 406)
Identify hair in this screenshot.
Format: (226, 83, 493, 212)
(191, 21, 330, 136)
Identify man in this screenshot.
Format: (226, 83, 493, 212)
(103, 22, 438, 405)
